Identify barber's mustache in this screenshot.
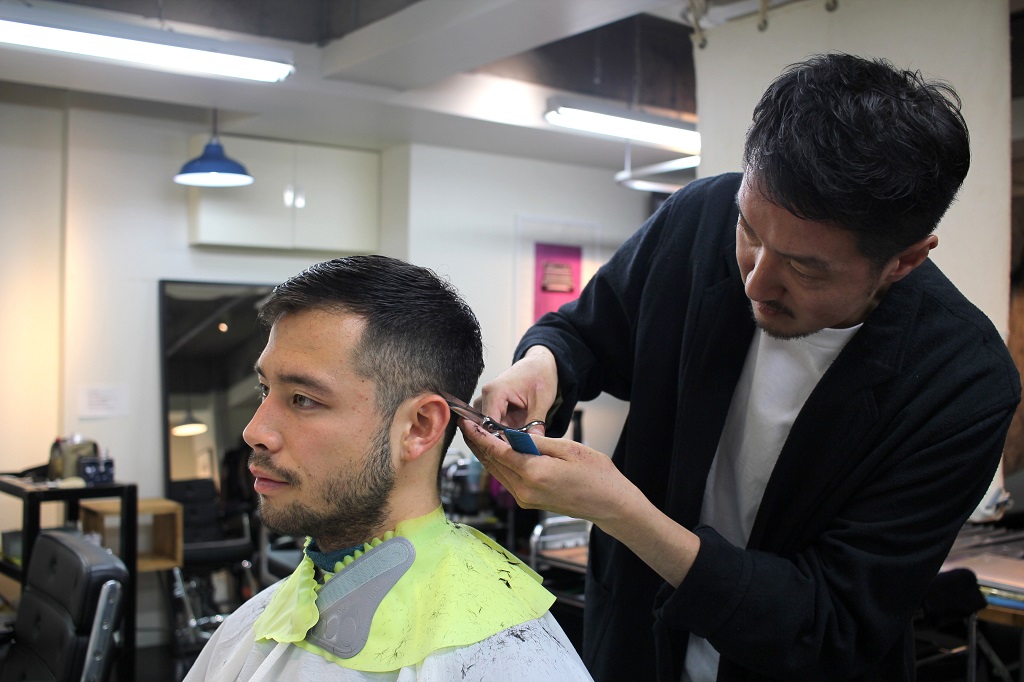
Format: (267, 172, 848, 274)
(759, 299, 794, 317)
(248, 450, 299, 485)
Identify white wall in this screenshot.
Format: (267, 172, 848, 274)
(0, 100, 63, 544)
(397, 144, 646, 455)
(695, 0, 1011, 334)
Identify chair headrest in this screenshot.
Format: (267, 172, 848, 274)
(26, 531, 128, 626)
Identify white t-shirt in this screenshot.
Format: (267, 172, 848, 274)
(684, 325, 859, 682)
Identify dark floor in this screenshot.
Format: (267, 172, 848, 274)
(111, 645, 196, 682)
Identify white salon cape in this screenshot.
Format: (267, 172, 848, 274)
(183, 507, 592, 681)
(184, 585, 588, 681)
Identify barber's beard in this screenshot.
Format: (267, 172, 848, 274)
(252, 425, 395, 550)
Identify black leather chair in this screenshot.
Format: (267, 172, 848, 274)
(166, 478, 255, 654)
(0, 530, 128, 682)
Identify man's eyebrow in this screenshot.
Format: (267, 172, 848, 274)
(735, 205, 833, 273)
(253, 362, 335, 395)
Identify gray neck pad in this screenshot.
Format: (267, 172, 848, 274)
(305, 536, 416, 659)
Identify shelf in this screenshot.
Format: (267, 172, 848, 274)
(0, 556, 21, 580)
(139, 555, 180, 572)
(81, 497, 182, 572)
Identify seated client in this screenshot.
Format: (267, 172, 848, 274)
(184, 255, 591, 681)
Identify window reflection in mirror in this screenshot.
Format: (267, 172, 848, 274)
(160, 281, 273, 499)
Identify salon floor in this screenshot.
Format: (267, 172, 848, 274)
(110, 645, 196, 682)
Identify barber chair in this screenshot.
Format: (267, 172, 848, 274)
(256, 526, 304, 587)
(0, 530, 128, 682)
(166, 478, 256, 655)
(528, 515, 589, 654)
(528, 514, 591, 570)
(915, 568, 1012, 682)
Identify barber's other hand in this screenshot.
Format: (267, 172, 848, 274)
(477, 346, 558, 435)
(459, 419, 631, 525)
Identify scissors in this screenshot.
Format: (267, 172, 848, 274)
(440, 390, 543, 455)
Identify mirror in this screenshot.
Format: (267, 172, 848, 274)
(159, 280, 273, 499)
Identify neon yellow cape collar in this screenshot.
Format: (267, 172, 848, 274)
(252, 506, 555, 672)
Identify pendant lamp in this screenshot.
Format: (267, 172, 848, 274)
(174, 109, 254, 187)
(171, 410, 208, 437)
(171, 367, 209, 437)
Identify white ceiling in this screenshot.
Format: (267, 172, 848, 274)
(0, 0, 790, 171)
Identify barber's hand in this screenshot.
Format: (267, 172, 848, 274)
(477, 346, 558, 435)
(459, 418, 629, 524)
(460, 417, 701, 588)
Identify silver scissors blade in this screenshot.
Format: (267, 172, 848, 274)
(439, 391, 544, 434)
(440, 390, 505, 434)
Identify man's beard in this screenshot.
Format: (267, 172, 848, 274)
(755, 318, 812, 341)
(250, 424, 395, 550)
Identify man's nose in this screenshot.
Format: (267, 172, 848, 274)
(744, 250, 784, 302)
(243, 400, 282, 453)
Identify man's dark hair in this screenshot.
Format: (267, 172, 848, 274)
(258, 255, 484, 454)
(743, 52, 971, 266)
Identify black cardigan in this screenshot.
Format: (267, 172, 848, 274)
(517, 172, 1021, 681)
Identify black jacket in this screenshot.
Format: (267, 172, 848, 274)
(517, 173, 1021, 681)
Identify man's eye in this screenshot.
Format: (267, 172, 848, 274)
(256, 383, 269, 400)
(790, 264, 819, 281)
(293, 394, 317, 408)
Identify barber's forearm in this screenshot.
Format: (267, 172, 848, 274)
(594, 481, 700, 588)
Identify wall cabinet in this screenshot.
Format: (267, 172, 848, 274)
(187, 135, 380, 252)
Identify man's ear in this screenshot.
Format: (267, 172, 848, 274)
(394, 393, 450, 464)
(884, 234, 938, 283)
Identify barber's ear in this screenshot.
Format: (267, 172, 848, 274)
(395, 394, 449, 463)
(884, 234, 938, 283)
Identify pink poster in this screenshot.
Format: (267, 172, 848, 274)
(534, 242, 582, 321)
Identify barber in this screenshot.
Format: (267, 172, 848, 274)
(459, 53, 1021, 682)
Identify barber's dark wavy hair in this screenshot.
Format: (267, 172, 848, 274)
(743, 53, 971, 266)
(258, 255, 484, 453)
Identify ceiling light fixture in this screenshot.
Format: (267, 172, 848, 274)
(171, 368, 208, 437)
(615, 154, 700, 194)
(171, 410, 208, 437)
(0, 3, 294, 82)
(545, 97, 701, 155)
(174, 109, 254, 187)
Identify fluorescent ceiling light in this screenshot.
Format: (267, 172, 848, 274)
(0, 4, 294, 82)
(615, 155, 700, 194)
(545, 98, 700, 155)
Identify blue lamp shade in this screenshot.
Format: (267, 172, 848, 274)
(174, 139, 254, 187)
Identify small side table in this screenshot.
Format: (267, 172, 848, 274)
(80, 497, 183, 572)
